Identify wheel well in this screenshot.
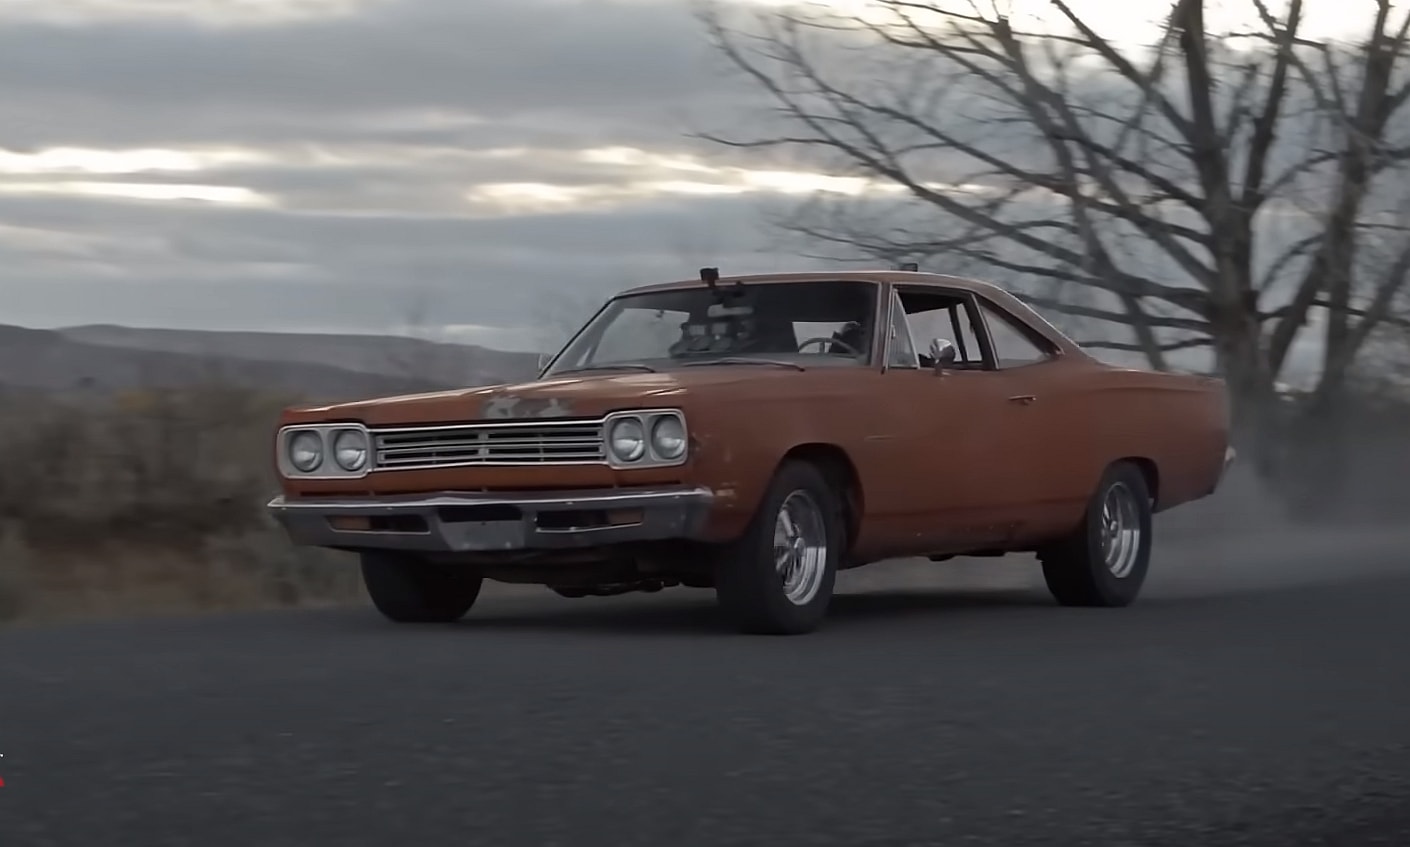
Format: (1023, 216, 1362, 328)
(779, 443, 864, 551)
(1115, 456, 1160, 508)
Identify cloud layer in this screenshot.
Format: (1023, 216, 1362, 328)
(3, 0, 1388, 378)
(0, 0, 839, 349)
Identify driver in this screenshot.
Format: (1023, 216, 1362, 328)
(828, 320, 869, 357)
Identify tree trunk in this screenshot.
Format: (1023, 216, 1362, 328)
(1212, 309, 1285, 490)
(1283, 383, 1353, 522)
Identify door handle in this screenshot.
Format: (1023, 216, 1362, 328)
(1008, 394, 1036, 405)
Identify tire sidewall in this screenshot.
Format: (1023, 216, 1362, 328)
(360, 552, 483, 622)
(720, 460, 844, 634)
(1083, 463, 1153, 605)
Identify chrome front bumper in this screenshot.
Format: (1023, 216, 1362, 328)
(267, 486, 715, 553)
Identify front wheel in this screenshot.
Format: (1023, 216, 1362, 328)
(1038, 461, 1153, 607)
(360, 552, 483, 623)
(713, 460, 843, 635)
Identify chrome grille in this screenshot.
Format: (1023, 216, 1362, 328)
(372, 420, 605, 470)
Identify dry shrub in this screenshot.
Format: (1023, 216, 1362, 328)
(0, 387, 292, 543)
(0, 386, 363, 625)
(0, 522, 36, 622)
(200, 520, 361, 608)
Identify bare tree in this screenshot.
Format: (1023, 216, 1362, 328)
(698, 0, 1410, 486)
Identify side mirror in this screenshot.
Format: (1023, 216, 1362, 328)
(928, 338, 957, 373)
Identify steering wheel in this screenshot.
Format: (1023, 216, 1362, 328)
(797, 336, 862, 356)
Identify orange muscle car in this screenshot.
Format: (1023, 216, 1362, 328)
(267, 269, 1235, 634)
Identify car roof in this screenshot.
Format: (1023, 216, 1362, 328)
(617, 270, 1006, 298)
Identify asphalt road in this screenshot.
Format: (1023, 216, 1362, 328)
(3, 528, 1410, 847)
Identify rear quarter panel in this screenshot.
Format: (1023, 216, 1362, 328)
(1034, 362, 1231, 514)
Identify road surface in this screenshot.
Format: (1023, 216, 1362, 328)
(3, 529, 1409, 846)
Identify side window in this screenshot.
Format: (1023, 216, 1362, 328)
(885, 293, 918, 368)
(903, 307, 947, 355)
(977, 300, 1053, 368)
(902, 301, 981, 363)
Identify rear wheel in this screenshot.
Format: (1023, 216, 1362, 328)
(1038, 461, 1153, 607)
(360, 552, 483, 623)
(713, 460, 843, 635)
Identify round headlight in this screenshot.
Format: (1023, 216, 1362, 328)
(608, 417, 646, 462)
(332, 429, 369, 471)
(650, 416, 686, 459)
(288, 430, 323, 472)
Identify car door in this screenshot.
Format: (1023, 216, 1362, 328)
(877, 285, 1024, 553)
(963, 293, 1068, 537)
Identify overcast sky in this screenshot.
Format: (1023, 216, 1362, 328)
(0, 0, 856, 351)
(0, 0, 1377, 356)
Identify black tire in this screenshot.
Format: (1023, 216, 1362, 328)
(1038, 461, 1153, 607)
(359, 552, 483, 623)
(713, 459, 843, 635)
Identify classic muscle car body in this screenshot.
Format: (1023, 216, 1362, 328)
(268, 269, 1234, 634)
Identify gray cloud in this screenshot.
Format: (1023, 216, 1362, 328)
(0, 187, 820, 348)
(0, 0, 754, 150)
(2, 0, 1368, 371)
(0, 0, 823, 346)
(0, 0, 1128, 352)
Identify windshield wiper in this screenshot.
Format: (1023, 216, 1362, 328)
(679, 357, 805, 371)
(555, 363, 657, 374)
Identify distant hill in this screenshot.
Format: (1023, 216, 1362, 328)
(0, 324, 541, 401)
(58, 325, 539, 386)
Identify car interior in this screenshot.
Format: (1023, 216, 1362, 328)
(891, 288, 992, 370)
(665, 280, 879, 361)
(890, 286, 1060, 371)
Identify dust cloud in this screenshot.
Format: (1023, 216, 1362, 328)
(837, 458, 1410, 601)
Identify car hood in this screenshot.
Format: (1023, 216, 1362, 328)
(286, 366, 831, 427)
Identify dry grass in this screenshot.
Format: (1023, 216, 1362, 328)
(0, 387, 363, 627)
(2, 379, 1408, 628)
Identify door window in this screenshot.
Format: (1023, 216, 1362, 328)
(896, 289, 986, 368)
(976, 299, 1054, 369)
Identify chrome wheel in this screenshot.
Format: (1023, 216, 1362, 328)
(773, 489, 828, 605)
(1099, 481, 1142, 579)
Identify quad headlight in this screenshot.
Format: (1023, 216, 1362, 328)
(608, 417, 647, 463)
(650, 415, 687, 460)
(332, 428, 369, 471)
(278, 424, 372, 478)
(604, 410, 688, 468)
(288, 430, 324, 472)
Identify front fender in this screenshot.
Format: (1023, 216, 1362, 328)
(682, 393, 875, 541)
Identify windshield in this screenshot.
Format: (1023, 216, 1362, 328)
(544, 280, 880, 376)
